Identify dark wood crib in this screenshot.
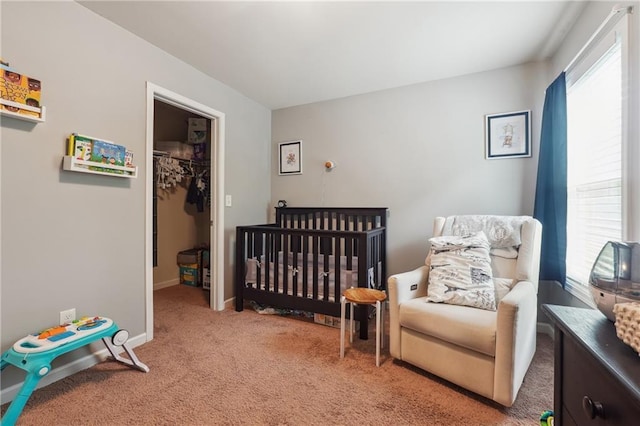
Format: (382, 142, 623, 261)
(235, 207, 387, 339)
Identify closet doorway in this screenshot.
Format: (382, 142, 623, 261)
(145, 83, 225, 341)
(153, 101, 210, 289)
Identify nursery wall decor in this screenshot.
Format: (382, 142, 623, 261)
(278, 140, 302, 175)
(485, 110, 531, 159)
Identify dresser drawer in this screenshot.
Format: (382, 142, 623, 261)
(560, 406, 577, 426)
(562, 335, 640, 425)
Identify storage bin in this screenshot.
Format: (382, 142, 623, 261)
(177, 248, 202, 265)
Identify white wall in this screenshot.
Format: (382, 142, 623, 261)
(272, 62, 548, 275)
(0, 1, 270, 389)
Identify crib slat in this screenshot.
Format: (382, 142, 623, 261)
(322, 236, 330, 301)
(282, 232, 289, 296)
(302, 234, 309, 299)
(312, 235, 319, 300)
(346, 237, 353, 271)
(266, 231, 273, 293)
(253, 230, 262, 289)
(334, 235, 341, 302)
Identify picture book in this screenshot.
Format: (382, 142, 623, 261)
(90, 140, 126, 166)
(0, 65, 41, 118)
(72, 134, 93, 161)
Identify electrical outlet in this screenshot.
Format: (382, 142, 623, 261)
(60, 308, 76, 324)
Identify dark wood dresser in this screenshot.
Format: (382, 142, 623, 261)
(542, 304, 640, 425)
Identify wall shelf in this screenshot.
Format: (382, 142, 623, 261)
(0, 105, 46, 123)
(63, 156, 138, 178)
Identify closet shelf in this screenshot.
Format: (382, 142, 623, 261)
(62, 156, 138, 178)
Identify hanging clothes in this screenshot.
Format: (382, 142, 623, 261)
(186, 169, 208, 212)
(155, 156, 185, 190)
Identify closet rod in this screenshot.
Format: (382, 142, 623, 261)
(153, 150, 209, 167)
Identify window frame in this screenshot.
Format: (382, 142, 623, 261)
(563, 12, 633, 304)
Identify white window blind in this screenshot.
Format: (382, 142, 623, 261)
(565, 18, 626, 295)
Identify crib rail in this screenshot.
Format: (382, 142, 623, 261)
(275, 207, 387, 232)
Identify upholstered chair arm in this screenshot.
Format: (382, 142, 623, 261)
(493, 280, 538, 407)
(515, 219, 543, 290)
(388, 266, 429, 305)
(387, 265, 429, 358)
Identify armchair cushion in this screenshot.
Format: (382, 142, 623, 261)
(400, 298, 497, 356)
(427, 231, 496, 311)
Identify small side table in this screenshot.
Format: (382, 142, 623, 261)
(340, 287, 387, 366)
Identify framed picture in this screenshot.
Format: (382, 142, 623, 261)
(278, 140, 302, 175)
(485, 110, 531, 159)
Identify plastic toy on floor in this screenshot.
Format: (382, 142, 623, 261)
(1, 316, 148, 426)
(540, 410, 554, 426)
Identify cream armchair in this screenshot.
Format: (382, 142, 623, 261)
(388, 215, 542, 407)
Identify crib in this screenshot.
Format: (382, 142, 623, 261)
(235, 207, 387, 339)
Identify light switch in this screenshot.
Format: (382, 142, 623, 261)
(225, 195, 232, 207)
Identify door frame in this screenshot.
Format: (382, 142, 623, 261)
(145, 82, 226, 340)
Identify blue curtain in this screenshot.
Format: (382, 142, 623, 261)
(534, 72, 567, 285)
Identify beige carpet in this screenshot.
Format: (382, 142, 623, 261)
(2, 285, 553, 425)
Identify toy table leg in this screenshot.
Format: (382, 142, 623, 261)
(2, 370, 48, 426)
(102, 337, 149, 373)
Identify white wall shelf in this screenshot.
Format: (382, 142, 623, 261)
(0, 105, 46, 123)
(63, 156, 138, 179)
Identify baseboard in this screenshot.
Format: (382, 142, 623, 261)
(537, 322, 555, 339)
(0, 332, 148, 404)
(224, 297, 235, 310)
(154, 278, 179, 290)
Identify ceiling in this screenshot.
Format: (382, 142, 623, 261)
(79, 1, 587, 110)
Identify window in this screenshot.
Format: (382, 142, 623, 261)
(565, 14, 629, 303)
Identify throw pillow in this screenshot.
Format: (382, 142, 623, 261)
(450, 215, 526, 248)
(427, 231, 497, 311)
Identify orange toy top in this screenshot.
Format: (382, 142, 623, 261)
(38, 326, 67, 340)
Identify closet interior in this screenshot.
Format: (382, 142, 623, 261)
(153, 100, 212, 293)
